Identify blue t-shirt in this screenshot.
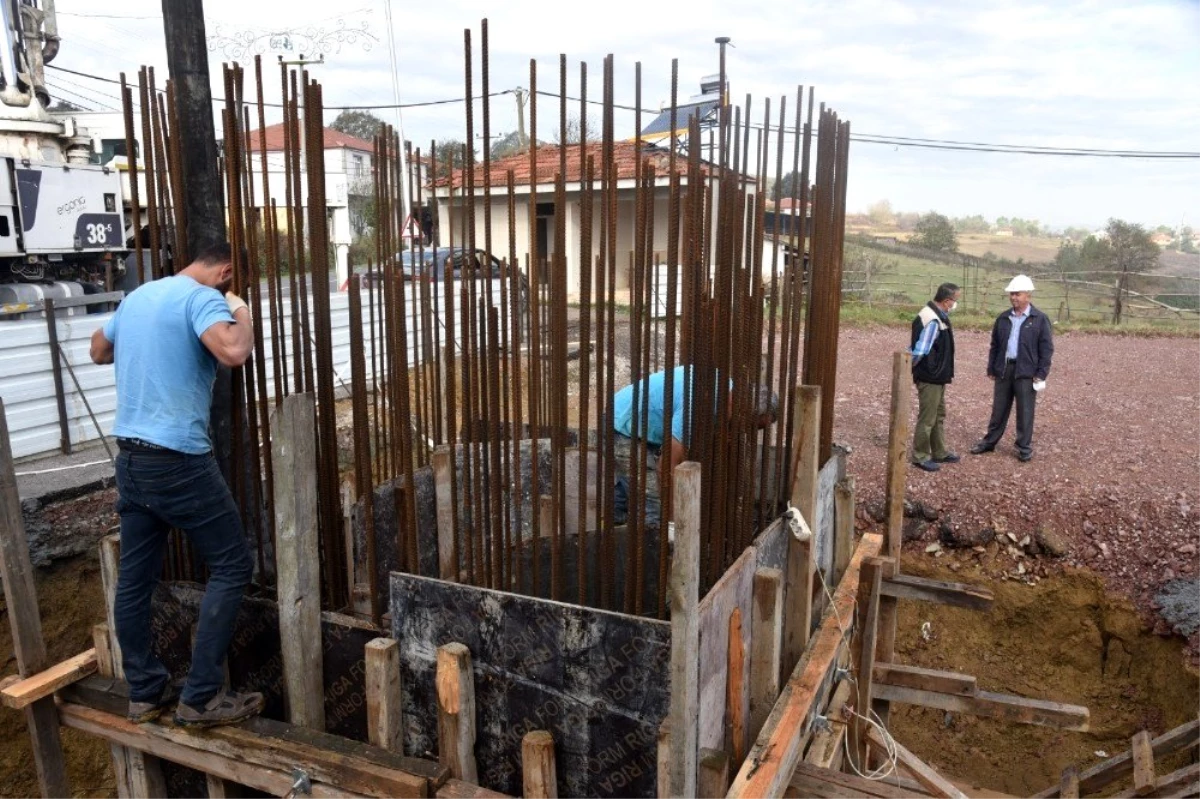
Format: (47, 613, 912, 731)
(613, 366, 691, 446)
(102, 275, 234, 454)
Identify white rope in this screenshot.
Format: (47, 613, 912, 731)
(15, 459, 112, 476)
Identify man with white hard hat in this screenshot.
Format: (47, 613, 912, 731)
(969, 274, 1054, 462)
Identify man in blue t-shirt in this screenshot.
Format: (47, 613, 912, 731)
(611, 365, 779, 527)
(90, 242, 264, 729)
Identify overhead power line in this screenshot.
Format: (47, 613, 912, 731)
(46, 64, 1199, 159)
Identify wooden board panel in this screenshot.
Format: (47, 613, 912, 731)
(390, 572, 670, 798)
(872, 684, 1089, 731)
(697, 543, 755, 753)
(0, 647, 95, 709)
(873, 662, 978, 696)
(879, 574, 994, 611)
(1033, 721, 1199, 798)
(728, 533, 884, 799)
(790, 762, 931, 799)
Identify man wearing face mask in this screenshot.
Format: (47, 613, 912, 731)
(909, 282, 962, 472)
(90, 241, 265, 728)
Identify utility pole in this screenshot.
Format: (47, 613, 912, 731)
(162, 0, 225, 258)
(161, 0, 233, 484)
(515, 87, 528, 149)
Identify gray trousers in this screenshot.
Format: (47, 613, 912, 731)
(912, 381, 948, 463)
(980, 362, 1037, 456)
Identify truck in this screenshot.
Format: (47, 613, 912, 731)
(0, 0, 127, 314)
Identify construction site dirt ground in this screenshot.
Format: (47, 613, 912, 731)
(2, 322, 1198, 798)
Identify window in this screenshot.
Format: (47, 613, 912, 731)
(352, 154, 365, 177)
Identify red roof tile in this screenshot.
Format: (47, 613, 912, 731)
(435, 141, 703, 189)
(246, 123, 375, 153)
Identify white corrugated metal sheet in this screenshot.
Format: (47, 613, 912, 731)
(0, 280, 504, 460)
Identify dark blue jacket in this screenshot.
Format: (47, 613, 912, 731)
(986, 303, 1054, 380)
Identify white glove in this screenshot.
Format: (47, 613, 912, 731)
(225, 292, 250, 320)
(1032, 379, 1046, 393)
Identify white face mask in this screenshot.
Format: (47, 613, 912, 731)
(948, 301, 958, 313)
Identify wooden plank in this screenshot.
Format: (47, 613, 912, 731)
(804, 679, 852, 770)
(93, 624, 114, 679)
(0, 397, 69, 798)
(783, 385, 820, 681)
(1152, 763, 1200, 797)
(1034, 721, 1200, 797)
(873, 662, 978, 697)
(563, 448, 598, 539)
(790, 762, 929, 799)
(206, 772, 243, 796)
(668, 461, 701, 799)
(1133, 730, 1158, 796)
(698, 748, 730, 799)
(1, 648, 96, 709)
(61, 677, 437, 797)
(727, 532, 884, 799)
(436, 779, 509, 799)
(879, 574, 995, 611)
(272, 392, 326, 731)
(833, 477, 855, 586)
(366, 638, 404, 753)
(867, 726, 966, 799)
(851, 557, 884, 769)
(872, 684, 1090, 731)
(521, 730, 557, 799)
(1059, 766, 1079, 798)
(57, 701, 373, 798)
(749, 567, 782, 742)
(698, 539, 755, 752)
(433, 446, 457, 581)
(436, 642, 478, 783)
(726, 607, 748, 764)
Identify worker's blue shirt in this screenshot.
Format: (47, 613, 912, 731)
(102, 275, 234, 454)
(612, 365, 690, 447)
(1005, 307, 1030, 360)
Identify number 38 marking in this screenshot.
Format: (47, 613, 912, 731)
(85, 223, 111, 245)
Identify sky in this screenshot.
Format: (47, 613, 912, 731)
(49, 0, 1200, 231)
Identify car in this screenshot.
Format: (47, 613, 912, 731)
(356, 246, 530, 314)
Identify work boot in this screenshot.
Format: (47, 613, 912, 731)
(127, 681, 181, 724)
(174, 690, 265, 729)
(912, 460, 941, 473)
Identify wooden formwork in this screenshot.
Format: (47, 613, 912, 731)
(2, 359, 1143, 799)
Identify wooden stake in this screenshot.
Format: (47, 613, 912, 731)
(1059, 766, 1080, 799)
(521, 730, 558, 799)
(697, 748, 729, 799)
(436, 642, 477, 782)
(667, 461, 701, 799)
(1132, 730, 1156, 796)
(93, 623, 114, 679)
(433, 446, 457, 581)
(833, 476, 855, 585)
(748, 567, 782, 742)
(851, 556, 884, 770)
(783, 385, 819, 681)
(272, 392, 326, 731)
(0, 398, 69, 798)
(726, 607, 747, 764)
(875, 352, 910, 731)
(656, 722, 671, 799)
(365, 638, 403, 753)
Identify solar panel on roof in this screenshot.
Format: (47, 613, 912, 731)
(640, 99, 720, 138)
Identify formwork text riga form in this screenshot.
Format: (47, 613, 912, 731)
(7, 360, 1177, 799)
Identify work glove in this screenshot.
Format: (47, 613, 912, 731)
(225, 292, 250, 321)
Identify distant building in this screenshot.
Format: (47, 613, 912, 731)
(994, 227, 1014, 237)
(1150, 231, 1173, 248)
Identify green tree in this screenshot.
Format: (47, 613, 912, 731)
(1180, 226, 1197, 254)
(430, 138, 472, 180)
(910, 212, 958, 252)
(552, 114, 598, 146)
(1097, 219, 1158, 324)
(952, 214, 990, 234)
(866, 199, 894, 226)
(330, 109, 386, 141)
(490, 131, 525, 160)
(771, 171, 803, 203)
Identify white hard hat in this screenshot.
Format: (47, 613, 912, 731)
(1004, 274, 1035, 292)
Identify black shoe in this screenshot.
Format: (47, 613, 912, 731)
(1018, 451, 1033, 462)
(969, 443, 994, 455)
(934, 452, 961, 464)
(127, 681, 182, 724)
(913, 460, 941, 472)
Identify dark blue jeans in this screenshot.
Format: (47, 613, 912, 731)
(114, 448, 253, 708)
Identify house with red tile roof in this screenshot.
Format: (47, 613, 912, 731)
(430, 140, 713, 300)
